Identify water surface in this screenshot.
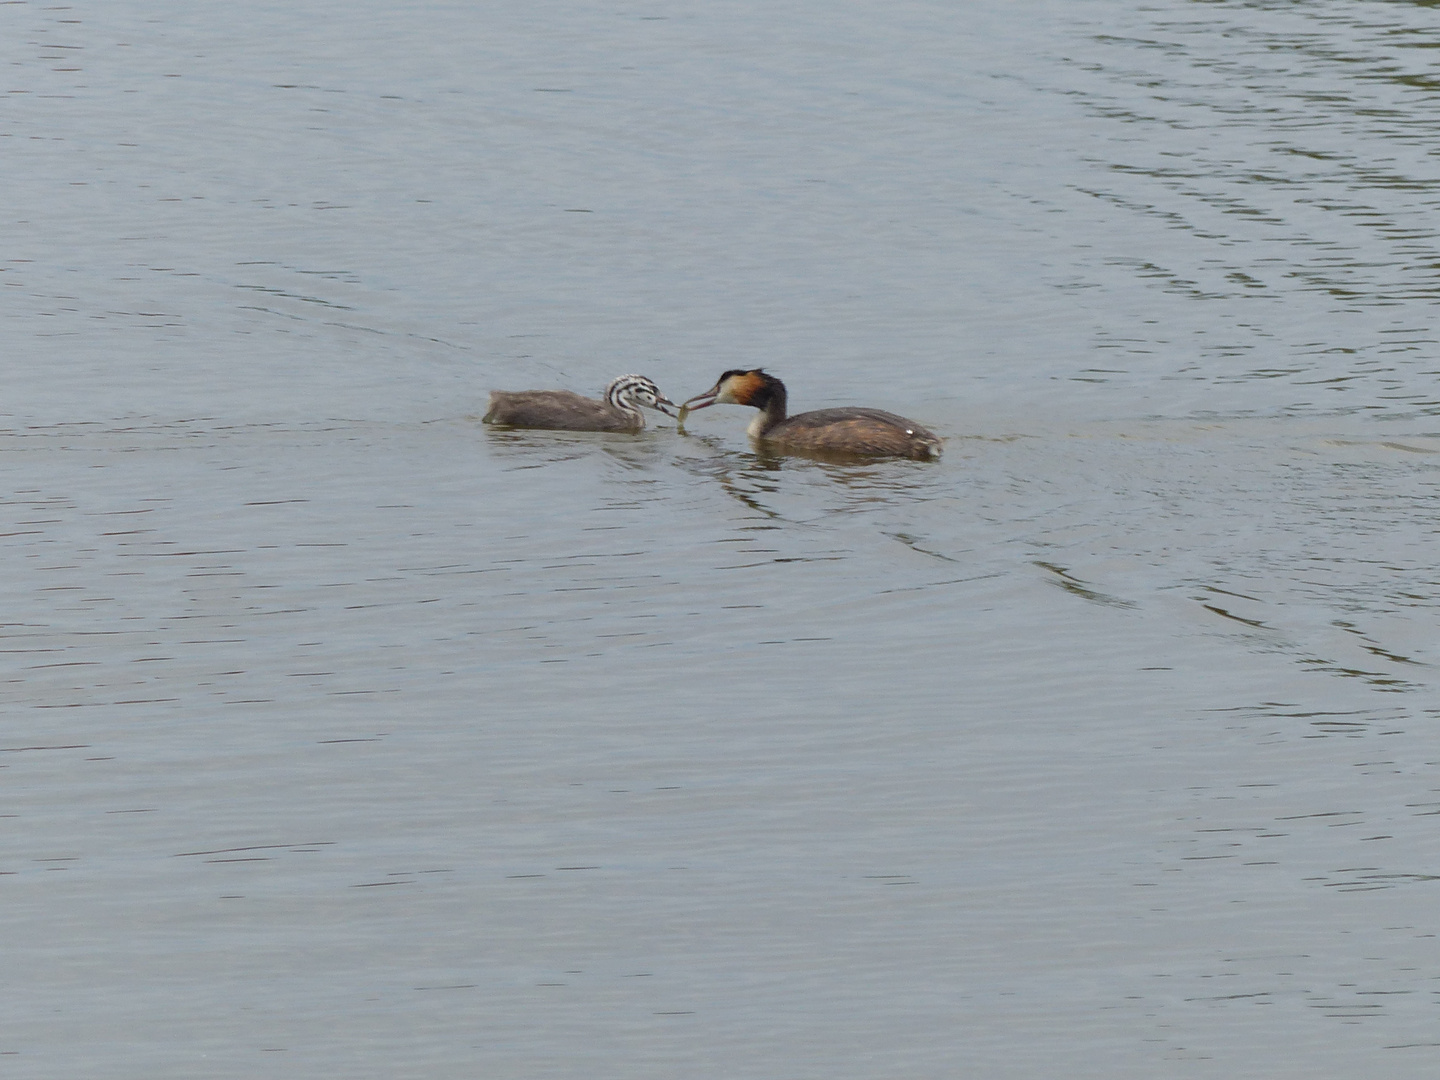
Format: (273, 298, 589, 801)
(5, 2, 1440, 1077)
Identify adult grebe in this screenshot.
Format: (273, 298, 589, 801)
(483, 374, 677, 432)
(679, 369, 942, 461)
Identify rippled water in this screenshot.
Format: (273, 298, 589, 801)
(6, 2, 1440, 1077)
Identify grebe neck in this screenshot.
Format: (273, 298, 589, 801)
(748, 380, 787, 438)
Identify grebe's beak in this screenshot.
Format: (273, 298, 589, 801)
(679, 385, 721, 411)
(652, 395, 679, 417)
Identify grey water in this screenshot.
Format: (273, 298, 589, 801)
(6, 1, 1440, 1076)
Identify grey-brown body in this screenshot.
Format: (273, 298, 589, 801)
(483, 375, 675, 432)
(681, 369, 942, 461)
(760, 406, 942, 459)
(484, 389, 645, 432)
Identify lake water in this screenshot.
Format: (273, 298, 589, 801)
(6, 1, 1440, 1076)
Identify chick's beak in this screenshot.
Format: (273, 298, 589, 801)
(652, 395, 678, 417)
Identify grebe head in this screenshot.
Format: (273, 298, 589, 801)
(680, 369, 780, 412)
(605, 374, 677, 417)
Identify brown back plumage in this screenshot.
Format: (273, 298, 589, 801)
(482, 375, 673, 432)
(767, 407, 943, 461)
(483, 389, 644, 432)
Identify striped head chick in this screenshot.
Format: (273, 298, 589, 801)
(605, 374, 678, 420)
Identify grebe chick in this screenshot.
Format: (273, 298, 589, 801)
(483, 374, 676, 432)
(680, 369, 942, 461)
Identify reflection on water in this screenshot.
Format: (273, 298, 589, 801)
(1035, 560, 1137, 609)
(484, 425, 681, 472)
(669, 443, 953, 559)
